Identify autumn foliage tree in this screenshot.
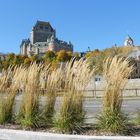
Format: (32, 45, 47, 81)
(56, 50, 72, 62)
(6, 53, 15, 65)
(0, 46, 133, 71)
(43, 51, 56, 64)
(24, 58, 32, 66)
(30, 55, 38, 62)
(87, 46, 133, 74)
(86, 49, 100, 58)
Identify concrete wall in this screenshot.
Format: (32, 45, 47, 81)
(85, 78, 140, 97)
(87, 78, 140, 90)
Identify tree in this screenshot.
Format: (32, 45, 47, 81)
(0, 57, 2, 71)
(6, 53, 15, 65)
(85, 49, 100, 58)
(71, 52, 80, 60)
(67, 51, 73, 60)
(24, 58, 31, 66)
(12, 55, 24, 65)
(88, 52, 105, 74)
(56, 50, 70, 62)
(43, 51, 56, 63)
(2, 61, 9, 69)
(31, 55, 38, 62)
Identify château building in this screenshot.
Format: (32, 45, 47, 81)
(20, 21, 73, 57)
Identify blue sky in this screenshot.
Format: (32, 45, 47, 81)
(0, 0, 140, 54)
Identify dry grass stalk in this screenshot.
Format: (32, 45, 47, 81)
(18, 63, 44, 128)
(0, 66, 25, 123)
(40, 65, 63, 126)
(103, 56, 133, 112)
(54, 58, 95, 132)
(98, 56, 134, 133)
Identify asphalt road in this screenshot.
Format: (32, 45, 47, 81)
(83, 98, 140, 123)
(54, 97, 140, 123)
(15, 96, 140, 123)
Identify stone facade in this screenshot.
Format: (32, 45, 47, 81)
(0, 53, 8, 61)
(20, 21, 73, 57)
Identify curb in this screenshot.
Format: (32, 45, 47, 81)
(0, 129, 139, 140)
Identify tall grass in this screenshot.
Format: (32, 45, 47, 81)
(40, 65, 59, 126)
(0, 55, 136, 134)
(135, 110, 140, 125)
(0, 66, 24, 124)
(98, 56, 133, 134)
(17, 63, 43, 128)
(54, 58, 95, 133)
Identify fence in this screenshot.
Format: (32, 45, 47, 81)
(83, 88, 140, 98)
(18, 88, 140, 98)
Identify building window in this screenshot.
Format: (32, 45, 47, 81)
(45, 26, 48, 30)
(40, 26, 43, 29)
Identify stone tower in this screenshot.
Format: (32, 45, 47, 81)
(30, 21, 56, 44)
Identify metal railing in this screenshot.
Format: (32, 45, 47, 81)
(83, 88, 140, 98)
(16, 88, 140, 98)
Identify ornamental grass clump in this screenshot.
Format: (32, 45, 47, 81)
(54, 58, 95, 133)
(135, 110, 140, 125)
(98, 56, 133, 134)
(0, 66, 24, 124)
(39, 65, 59, 126)
(17, 63, 43, 128)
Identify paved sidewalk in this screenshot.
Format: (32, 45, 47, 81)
(0, 129, 140, 140)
